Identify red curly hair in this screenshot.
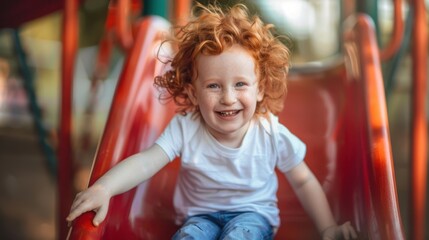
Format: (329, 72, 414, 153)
(154, 3, 290, 116)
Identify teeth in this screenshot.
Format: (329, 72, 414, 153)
(219, 111, 237, 116)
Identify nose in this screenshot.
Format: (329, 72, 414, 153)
(220, 88, 237, 105)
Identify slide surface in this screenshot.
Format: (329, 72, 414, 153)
(68, 15, 405, 240)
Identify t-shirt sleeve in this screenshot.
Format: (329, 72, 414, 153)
(276, 124, 307, 173)
(154, 115, 183, 161)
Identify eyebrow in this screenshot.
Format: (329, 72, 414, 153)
(198, 75, 256, 82)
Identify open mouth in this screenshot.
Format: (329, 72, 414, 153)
(217, 110, 240, 117)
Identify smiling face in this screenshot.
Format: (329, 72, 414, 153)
(186, 45, 264, 147)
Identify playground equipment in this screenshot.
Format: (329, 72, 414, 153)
(1, 0, 423, 239)
(66, 11, 405, 239)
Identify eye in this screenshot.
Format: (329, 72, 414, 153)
(207, 83, 220, 89)
(235, 82, 247, 87)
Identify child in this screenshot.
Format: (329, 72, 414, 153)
(67, 3, 357, 240)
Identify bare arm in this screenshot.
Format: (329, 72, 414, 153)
(66, 144, 170, 226)
(284, 161, 357, 239)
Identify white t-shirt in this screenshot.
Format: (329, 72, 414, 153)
(155, 113, 306, 227)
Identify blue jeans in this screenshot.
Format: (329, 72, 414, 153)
(172, 211, 273, 240)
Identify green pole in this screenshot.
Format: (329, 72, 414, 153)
(142, 0, 169, 18)
(356, 0, 381, 46)
(13, 29, 57, 177)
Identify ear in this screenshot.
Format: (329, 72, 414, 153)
(185, 83, 198, 106)
(257, 87, 264, 102)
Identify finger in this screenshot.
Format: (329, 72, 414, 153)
(341, 221, 358, 240)
(67, 199, 93, 222)
(66, 211, 78, 222)
(70, 199, 84, 214)
(348, 225, 358, 239)
(93, 203, 108, 226)
(322, 227, 336, 240)
(67, 205, 84, 222)
(341, 225, 350, 240)
(70, 192, 86, 212)
(67, 201, 83, 222)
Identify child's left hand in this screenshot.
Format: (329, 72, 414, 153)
(322, 221, 358, 240)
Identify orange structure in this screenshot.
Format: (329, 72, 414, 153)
(59, 0, 79, 239)
(1, 0, 423, 239)
(409, 0, 428, 240)
(67, 14, 405, 239)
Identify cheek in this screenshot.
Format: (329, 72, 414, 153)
(240, 90, 261, 104)
(197, 92, 219, 107)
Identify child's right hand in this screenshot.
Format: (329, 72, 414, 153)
(66, 184, 111, 227)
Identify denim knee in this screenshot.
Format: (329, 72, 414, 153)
(172, 216, 221, 240)
(220, 212, 273, 240)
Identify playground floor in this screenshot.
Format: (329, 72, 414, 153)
(0, 125, 56, 240)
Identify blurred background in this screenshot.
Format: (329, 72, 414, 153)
(0, 0, 427, 239)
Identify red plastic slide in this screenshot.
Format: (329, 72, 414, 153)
(67, 14, 405, 240)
